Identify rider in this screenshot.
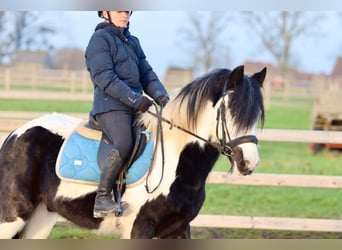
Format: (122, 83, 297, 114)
(85, 11, 169, 218)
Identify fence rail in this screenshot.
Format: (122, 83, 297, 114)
(0, 67, 92, 92)
(2, 66, 342, 108)
(191, 215, 342, 232)
(0, 111, 341, 233)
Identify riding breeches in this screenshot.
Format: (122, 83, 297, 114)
(95, 110, 134, 162)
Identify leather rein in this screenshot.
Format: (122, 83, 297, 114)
(144, 96, 258, 193)
(147, 97, 258, 158)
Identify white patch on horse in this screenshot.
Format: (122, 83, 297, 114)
(56, 180, 97, 199)
(0, 218, 25, 238)
(20, 203, 59, 239)
(13, 113, 82, 139)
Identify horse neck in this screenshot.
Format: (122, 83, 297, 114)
(142, 107, 220, 196)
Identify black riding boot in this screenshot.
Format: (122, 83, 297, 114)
(93, 149, 128, 218)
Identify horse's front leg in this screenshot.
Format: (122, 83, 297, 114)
(158, 222, 191, 239)
(130, 218, 156, 238)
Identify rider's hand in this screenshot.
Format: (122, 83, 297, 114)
(136, 96, 153, 112)
(156, 95, 170, 108)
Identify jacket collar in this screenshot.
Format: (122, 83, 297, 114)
(95, 22, 131, 40)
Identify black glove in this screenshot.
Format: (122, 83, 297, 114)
(136, 96, 153, 112)
(156, 95, 170, 108)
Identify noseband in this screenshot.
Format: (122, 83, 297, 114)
(216, 96, 258, 157)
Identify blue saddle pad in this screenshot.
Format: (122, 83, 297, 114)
(57, 130, 154, 186)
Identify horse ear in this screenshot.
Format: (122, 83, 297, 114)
(228, 65, 244, 89)
(252, 67, 267, 86)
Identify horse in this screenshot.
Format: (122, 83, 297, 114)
(0, 65, 266, 239)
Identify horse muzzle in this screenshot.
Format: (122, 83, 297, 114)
(227, 141, 260, 176)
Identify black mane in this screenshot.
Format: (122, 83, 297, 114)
(174, 68, 264, 132)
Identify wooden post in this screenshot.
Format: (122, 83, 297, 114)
(31, 66, 37, 90)
(70, 71, 76, 93)
(283, 77, 290, 101)
(81, 70, 88, 93)
(264, 77, 271, 111)
(4, 68, 10, 90)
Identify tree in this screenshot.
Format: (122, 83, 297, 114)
(0, 11, 58, 63)
(241, 11, 324, 77)
(11, 12, 56, 51)
(178, 11, 232, 74)
(0, 12, 12, 62)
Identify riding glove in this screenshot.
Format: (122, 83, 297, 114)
(156, 95, 170, 108)
(136, 96, 153, 112)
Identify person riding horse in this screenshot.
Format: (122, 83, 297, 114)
(85, 11, 169, 218)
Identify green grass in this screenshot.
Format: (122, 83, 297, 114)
(0, 98, 91, 113)
(48, 222, 118, 239)
(202, 185, 342, 219)
(0, 83, 93, 93)
(263, 104, 312, 129)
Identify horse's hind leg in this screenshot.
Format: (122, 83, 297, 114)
(19, 203, 59, 239)
(0, 218, 26, 239)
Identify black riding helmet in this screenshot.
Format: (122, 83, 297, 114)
(98, 11, 133, 18)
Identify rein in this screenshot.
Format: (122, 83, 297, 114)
(144, 96, 259, 193)
(144, 104, 166, 193)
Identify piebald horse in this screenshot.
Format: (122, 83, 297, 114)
(0, 65, 266, 239)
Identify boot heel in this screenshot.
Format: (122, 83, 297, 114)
(93, 207, 115, 218)
(93, 211, 105, 218)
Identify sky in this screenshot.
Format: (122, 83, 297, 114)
(51, 11, 342, 78)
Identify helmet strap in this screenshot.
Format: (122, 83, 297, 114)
(106, 11, 114, 24)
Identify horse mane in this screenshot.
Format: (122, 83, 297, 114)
(138, 67, 264, 135)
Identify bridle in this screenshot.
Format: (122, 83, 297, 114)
(147, 93, 259, 158)
(215, 93, 258, 157)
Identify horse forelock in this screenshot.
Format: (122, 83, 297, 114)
(172, 68, 231, 131)
(228, 75, 264, 132)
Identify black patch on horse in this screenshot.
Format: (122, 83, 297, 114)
(131, 142, 220, 238)
(0, 126, 63, 222)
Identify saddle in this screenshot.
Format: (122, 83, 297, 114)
(56, 115, 154, 188)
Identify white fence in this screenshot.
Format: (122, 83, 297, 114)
(0, 112, 342, 233)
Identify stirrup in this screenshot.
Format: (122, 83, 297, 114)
(114, 201, 129, 217)
(114, 184, 128, 217)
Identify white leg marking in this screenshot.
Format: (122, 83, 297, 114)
(0, 218, 25, 239)
(20, 203, 59, 239)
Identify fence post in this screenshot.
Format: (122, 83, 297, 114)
(81, 70, 88, 93)
(4, 68, 10, 90)
(70, 72, 76, 93)
(31, 66, 37, 90)
(264, 78, 271, 111)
